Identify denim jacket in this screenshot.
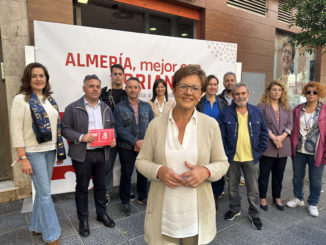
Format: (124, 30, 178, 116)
(113, 99, 154, 149)
(218, 103, 269, 163)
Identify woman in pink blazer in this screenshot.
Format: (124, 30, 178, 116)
(287, 82, 326, 217)
(258, 80, 292, 211)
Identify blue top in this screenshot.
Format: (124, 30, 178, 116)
(203, 97, 220, 120)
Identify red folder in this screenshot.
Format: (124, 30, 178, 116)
(89, 128, 114, 147)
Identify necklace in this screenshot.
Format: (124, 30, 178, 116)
(304, 112, 314, 131)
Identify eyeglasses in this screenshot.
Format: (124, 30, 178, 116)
(177, 83, 202, 94)
(306, 90, 318, 95)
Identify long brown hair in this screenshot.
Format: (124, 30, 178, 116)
(151, 78, 168, 102)
(18, 62, 52, 101)
(258, 80, 290, 111)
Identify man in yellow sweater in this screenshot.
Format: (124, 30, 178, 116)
(218, 82, 268, 230)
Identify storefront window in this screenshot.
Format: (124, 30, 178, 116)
(274, 30, 316, 108)
(74, 0, 197, 38)
(176, 17, 195, 38)
(149, 14, 171, 36)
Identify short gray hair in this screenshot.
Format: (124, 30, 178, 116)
(83, 74, 101, 85)
(231, 82, 249, 96)
(223, 72, 237, 82)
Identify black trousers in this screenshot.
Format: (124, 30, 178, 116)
(118, 147, 148, 204)
(72, 149, 106, 221)
(258, 156, 287, 199)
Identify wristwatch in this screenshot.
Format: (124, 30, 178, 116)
(19, 156, 27, 160)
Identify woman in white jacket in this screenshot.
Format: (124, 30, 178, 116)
(136, 65, 229, 245)
(11, 62, 65, 245)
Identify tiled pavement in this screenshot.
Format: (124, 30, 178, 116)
(1, 160, 326, 245)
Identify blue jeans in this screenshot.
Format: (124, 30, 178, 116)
(105, 147, 117, 196)
(26, 150, 60, 243)
(292, 152, 325, 206)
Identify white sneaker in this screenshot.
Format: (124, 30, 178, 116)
(308, 205, 319, 217)
(286, 198, 304, 208)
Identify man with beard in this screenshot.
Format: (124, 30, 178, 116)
(218, 82, 268, 230)
(218, 72, 237, 105)
(113, 77, 154, 216)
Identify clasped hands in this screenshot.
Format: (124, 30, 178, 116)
(157, 161, 210, 189)
(271, 133, 287, 149)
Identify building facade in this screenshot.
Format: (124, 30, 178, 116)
(0, 0, 325, 203)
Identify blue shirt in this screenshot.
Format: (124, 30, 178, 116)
(203, 97, 220, 120)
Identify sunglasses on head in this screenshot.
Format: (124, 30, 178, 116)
(306, 90, 318, 95)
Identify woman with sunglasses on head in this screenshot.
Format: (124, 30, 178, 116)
(257, 80, 292, 212)
(148, 78, 175, 117)
(10, 62, 66, 244)
(286, 82, 326, 217)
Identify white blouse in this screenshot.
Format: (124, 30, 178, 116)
(154, 97, 166, 115)
(162, 109, 198, 238)
(298, 112, 315, 155)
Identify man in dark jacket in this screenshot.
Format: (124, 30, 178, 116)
(218, 82, 268, 230)
(217, 71, 237, 105)
(113, 77, 154, 216)
(62, 75, 116, 237)
(100, 64, 127, 202)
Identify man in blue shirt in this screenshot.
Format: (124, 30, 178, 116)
(62, 75, 116, 237)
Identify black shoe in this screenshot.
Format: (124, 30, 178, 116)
(260, 204, 268, 211)
(224, 210, 241, 220)
(121, 203, 131, 216)
(248, 216, 262, 230)
(79, 220, 90, 237)
(130, 193, 136, 201)
(273, 199, 284, 211)
(97, 214, 115, 228)
(137, 199, 147, 205)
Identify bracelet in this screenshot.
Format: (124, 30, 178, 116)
(19, 155, 27, 160)
(203, 166, 211, 178)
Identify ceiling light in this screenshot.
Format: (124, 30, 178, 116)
(78, 0, 88, 4)
(150, 27, 157, 31)
(181, 33, 188, 37)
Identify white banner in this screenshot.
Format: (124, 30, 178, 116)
(34, 21, 237, 194)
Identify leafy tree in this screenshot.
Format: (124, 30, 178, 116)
(281, 0, 326, 54)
